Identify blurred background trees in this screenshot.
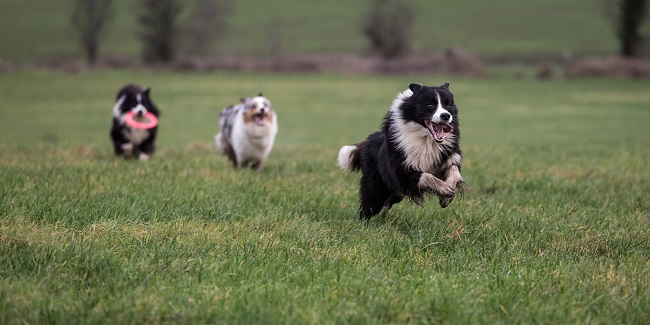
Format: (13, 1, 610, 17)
(64, 0, 649, 66)
(183, 0, 232, 57)
(71, 0, 114, 65)
(361, 0, 414, 59)
(137, 0, 232, 63)
(604, 0, 648, 57)
(138, 0, 182, 63)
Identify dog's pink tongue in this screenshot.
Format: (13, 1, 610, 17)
(254, 115, 266, 126)
(433, 124, 451, 140)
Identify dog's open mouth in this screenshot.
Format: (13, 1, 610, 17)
(132, 114, 149, 122)
(253, 113, 268, 126)
(424, 120, 452, 143)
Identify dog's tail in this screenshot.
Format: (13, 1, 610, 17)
(337, 141, 365, 172)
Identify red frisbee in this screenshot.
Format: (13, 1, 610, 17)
(125, 111, 158, 129)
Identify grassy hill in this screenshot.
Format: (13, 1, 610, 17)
(0, 0, 626, 62)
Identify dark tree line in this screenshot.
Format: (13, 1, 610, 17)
(71, 0, 231, 64)
(71, 0, 649, 65)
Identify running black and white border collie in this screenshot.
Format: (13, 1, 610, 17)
(338, 83, 466, 220)
(110, 84, 160, 161)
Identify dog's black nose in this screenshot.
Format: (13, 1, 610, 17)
(440, 112, 451, 121)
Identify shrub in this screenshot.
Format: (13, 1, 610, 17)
(361, 0, 414, 60)
(183, 0, 232, 56)
(71, 0, 114, 65)
(138, 0, 183, 63)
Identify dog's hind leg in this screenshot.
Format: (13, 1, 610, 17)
(359, 174, 391, 220)
(379, 194, 404, 215)
(138, 137, 156, 161)
(249, 159, 264, 171)
(359, 199, 386, 220)
(216, 133, 239, 168)
(253, 159, 266, 171)
(117, 142, 133, 157)
(224, 145, 239, 168)
(111, 134, 132, 157)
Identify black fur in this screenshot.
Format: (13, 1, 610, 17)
(339, 83, 465, 220)
(110, 84, 160, 159)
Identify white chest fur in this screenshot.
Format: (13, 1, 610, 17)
(122, 127, 150, 145)
(230, 111, 278, 161)
(118, 113, 151, 145)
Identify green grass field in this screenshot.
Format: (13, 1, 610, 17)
(0, 70, 649, 323)
(0, 0, 625, 62)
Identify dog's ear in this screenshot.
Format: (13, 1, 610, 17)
(258, 92, 264, 97)
(442, 83, 450, 89)
(408, 83, 422, 92)
(143, 87, 151, 95)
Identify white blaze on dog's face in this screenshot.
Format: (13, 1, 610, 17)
(112, 91, 150, 121)
(431, 92, 453, 124)
(243, 96, 274, 126)
(131, 94, 149, 117)
(426, 91, 453, 143)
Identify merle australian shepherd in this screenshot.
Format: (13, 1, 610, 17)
(110, 84, 160, 161)
(338, 83, 466, 220)
(215, 94, 278, 170)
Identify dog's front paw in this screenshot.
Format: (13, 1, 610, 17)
(419, 173, 456, 198)
(435, 182, 455, 199)
(121, 143, 134, 157)
(439, 196, 453, 208)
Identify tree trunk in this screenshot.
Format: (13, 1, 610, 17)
(618, 0, 648, 57)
